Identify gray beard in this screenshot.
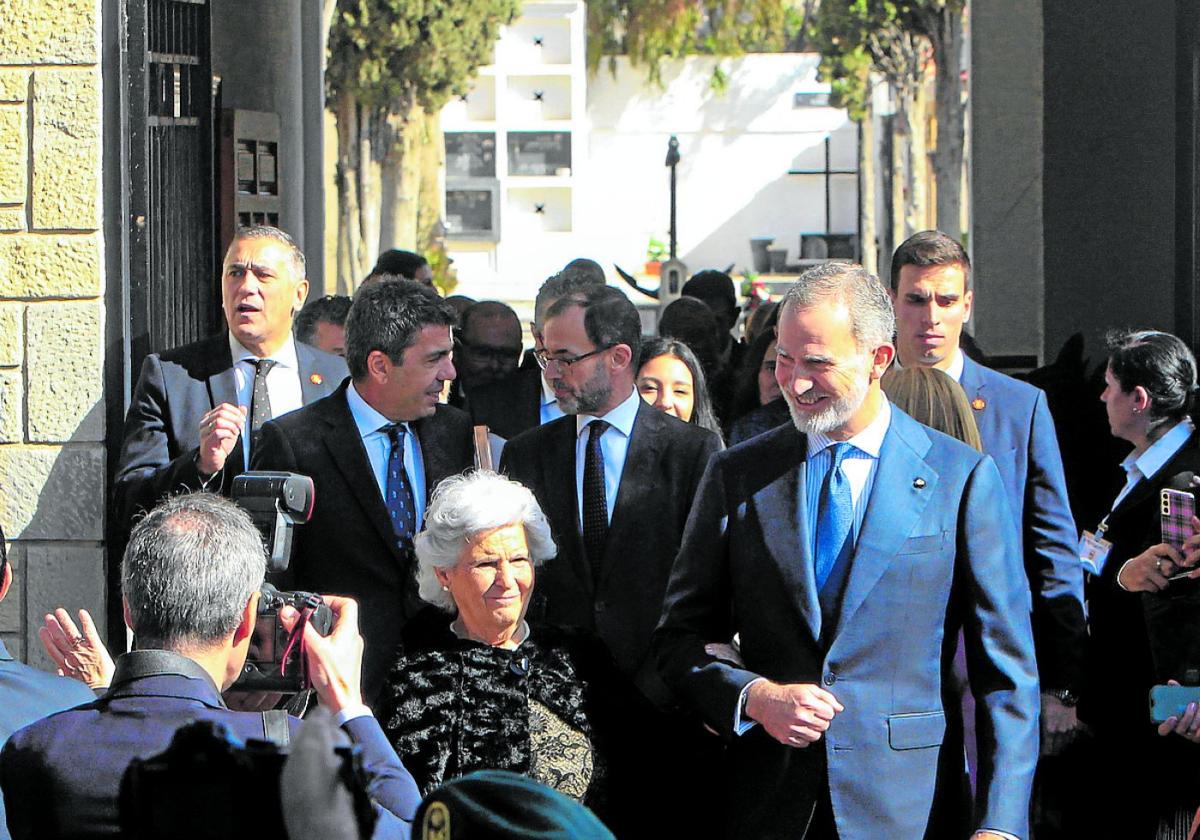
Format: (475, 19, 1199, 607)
(556, 365, 612, 415)
(785, 375, 870, 436)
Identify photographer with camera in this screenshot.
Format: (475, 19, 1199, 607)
(0, 493, 420, 840)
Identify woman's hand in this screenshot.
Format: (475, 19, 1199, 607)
(1157, 680, 1200, 743)
(38, 608, 114, 689)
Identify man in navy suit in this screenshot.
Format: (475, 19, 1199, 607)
(655, 264, 1039, 839)
(114, 226, 347, 533)
(0, 493, 420, 839)
(0, 528, 95, 840)
(889, 230, 1087, 747)
(253, 279, 474, 704)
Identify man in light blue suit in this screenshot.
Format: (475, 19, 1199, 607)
(655, 264, 1039, 839)
(889, 231, 1086, 746)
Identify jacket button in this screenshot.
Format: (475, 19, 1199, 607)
(823, 672, 837, 686)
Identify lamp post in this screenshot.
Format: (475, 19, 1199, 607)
(660, 135, 687, 317)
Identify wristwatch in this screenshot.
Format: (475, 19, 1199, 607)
(1046, 688, 1079, 707)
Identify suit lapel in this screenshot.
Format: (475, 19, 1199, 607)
(296, 342, 325, 403)
(320, 389, 405, 562)
(831, 412, 936, 640)
(598, 402, 662, 590)
(1111, 431, 1200, 520)
(204, 336, 244, 474)
(754, 433, 822, 640)
(414, 411, 451, 504)
(542, 418, 592, 598)
(958, 356, 990, 432)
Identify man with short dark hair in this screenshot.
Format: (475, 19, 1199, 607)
(370, 249, 433, 286)
(500, 284, 722, 833)
(114, 226, 348, 532)
(0, 528, 95, 840)
(0, 493, 420, 839)
(683, 269, 745, 369)
(295, 294, 353, 357)
(456, 301, 523, 393)
(889, 230, 1087, 751)
(655, 262, 1038, 839)
(467, 267, 604, 440)
(253, 280, 473, 703)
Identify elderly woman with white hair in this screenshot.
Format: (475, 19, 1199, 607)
(378, 470, 634, 828)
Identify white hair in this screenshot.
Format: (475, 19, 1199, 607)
(414, 471, 557, 612)
(780, 262, 895, 350)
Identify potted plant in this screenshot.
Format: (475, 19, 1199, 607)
(645, 236, 667, 276)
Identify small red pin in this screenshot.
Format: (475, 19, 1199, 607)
(310, 373, 323, 385)
(971, 397, 986, 411)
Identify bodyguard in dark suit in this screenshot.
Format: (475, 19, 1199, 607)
(253, 280, 473, 703)
(113, 226, 346, 532)
(0, 529, 96, 840)
(655, 265, 1039, 840)
(890, 231, 1086, 745)
(469, 266, 603, 441)
(0, 494, 420, 840)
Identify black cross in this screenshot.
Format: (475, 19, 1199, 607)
(534, 203, 546, 214)
(533, 90, 544, 102)
(533, 36, 544, 46)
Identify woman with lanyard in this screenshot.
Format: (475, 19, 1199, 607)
(1077, 329, 1200, 839)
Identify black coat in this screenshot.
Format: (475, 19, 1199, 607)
(499, 399, 722, 707)
(378, 610, 637, 828)
(251, 384, 473, 703)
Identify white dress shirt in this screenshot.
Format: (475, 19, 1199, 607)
(229, 334, 304, 467)
(1112, 417, 1195, 511)
(345, 382, 428, 528)
(573, 388, 641, 528)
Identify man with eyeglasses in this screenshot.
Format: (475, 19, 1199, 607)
(454, 301, 523, 398)
(499, 284, 723, 834)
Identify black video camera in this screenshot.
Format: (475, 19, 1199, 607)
(123, 720, 375, 839)
(231, 472, 332, 694)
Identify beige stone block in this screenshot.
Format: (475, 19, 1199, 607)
(0, 303, 20, 366)
(24, 544, 105, 670)
(0, 0, 99, 65)
(0, 107, 25, 206)
(0, 71, 28, 104)
(0, 233, 101, 298)
(0, 207, 23, 232)
(0, 371, 21, 443)
(0, 445, 104, 540)
(27, 302, 103, 442)
(0, 541, 22, 633)
(31, 70, 99, 230)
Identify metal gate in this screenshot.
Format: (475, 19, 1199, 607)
(126, 0, 219, 367)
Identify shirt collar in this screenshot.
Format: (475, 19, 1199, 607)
(576, 387, 641, 439)
(806, 398, 892, 459)
(229, 333, 299, 370)
(1126, 418, 1196, 483)
(894, 348, 965, 383)
(346, 381, 407, 440)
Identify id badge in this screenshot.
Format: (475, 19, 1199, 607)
(1079, 530, 1113, 576)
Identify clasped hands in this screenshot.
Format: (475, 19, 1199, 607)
(1117, 515, 1200, 593)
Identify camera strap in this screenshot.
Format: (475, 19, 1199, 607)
(279, 602, 318, 681)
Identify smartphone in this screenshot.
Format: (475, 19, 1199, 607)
(1161, 488, 1196, 553)
(1149, 683, 1200, 723)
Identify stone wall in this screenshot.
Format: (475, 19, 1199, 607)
(0, 0, 106, 663)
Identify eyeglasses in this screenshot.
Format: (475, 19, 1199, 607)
(534, 345, 614, 371)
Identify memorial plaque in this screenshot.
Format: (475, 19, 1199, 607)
(446, 188, 496, 237)
(445, 132, 497, 179)
(507, 131, 571, 176)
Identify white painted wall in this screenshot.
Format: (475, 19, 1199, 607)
(447, 51, 857, 303)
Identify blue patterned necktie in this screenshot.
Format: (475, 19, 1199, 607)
(383, 423, 417, 548)
(814, 442, 855, 591)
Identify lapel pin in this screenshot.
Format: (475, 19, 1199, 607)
(971, 397, 986, 411)
(913, 478, 926, 489)
(310, 373, 323, 385)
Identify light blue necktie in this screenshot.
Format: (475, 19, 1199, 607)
(814, 442, 855, 591)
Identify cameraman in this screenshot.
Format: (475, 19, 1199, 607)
(0, 492, 419, 840)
